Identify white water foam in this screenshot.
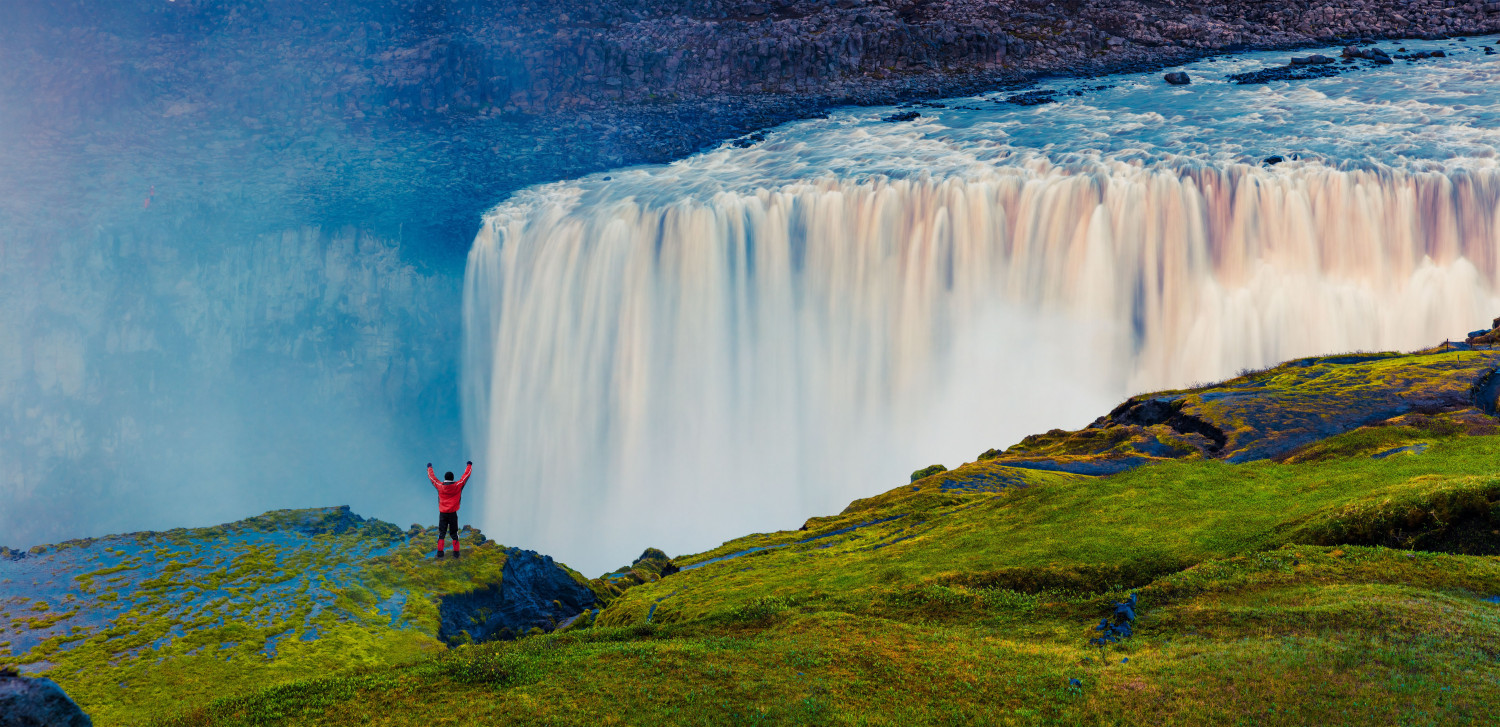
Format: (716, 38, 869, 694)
(465, 37, 1500, 574)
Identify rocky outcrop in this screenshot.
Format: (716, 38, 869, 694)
(437, 548, 597, 645)
(977, 346, 1500, 474)
(0, 670, 92, 727)
(588, 548, 684, 605)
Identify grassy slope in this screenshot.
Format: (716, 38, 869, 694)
(0, 509, 597, 725)
(117, 353, 1500, 722)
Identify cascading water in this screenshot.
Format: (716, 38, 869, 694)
(465, 39, 1500, 575)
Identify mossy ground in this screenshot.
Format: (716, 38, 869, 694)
(162, 544, 1500, 726)
(15, 350, 1500, 724)
(0, 508, 557, 724)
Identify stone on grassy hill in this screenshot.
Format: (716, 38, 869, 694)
(632, 548, 681, 578)
(0, 671, 92, 727)
(910, 464, 949, 482)
(437, 548, 596, 646)
(591, 547, 684, 603)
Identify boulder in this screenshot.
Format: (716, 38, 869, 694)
(1163, 71, 1191, 85)
(436, 547, 595, 645)
(632, 548, 681, 578)
(0, 670, 93, 727)
(910, 464, 949, 482)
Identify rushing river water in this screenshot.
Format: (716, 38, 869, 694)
(465, 37, 1500, 574)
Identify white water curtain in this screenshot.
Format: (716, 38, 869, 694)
(464, 161, 1500, 574)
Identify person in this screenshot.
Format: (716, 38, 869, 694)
(427, 461, 472, 559)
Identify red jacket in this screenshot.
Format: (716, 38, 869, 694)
(429, 463, 472, 513)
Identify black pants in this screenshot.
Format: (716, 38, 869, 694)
(438, 511, 460, 540)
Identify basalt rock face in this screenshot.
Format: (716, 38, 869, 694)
(9, 2, 1500, 177)
(976, 347, 1500, 475)
(18, 0, 1494, 121)
(0, 673, 93, 727)
(437, 547, 597, 645)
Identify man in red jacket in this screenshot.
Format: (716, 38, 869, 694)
(427, 461, 472, 559)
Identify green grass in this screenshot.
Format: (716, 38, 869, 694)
(160, 429, 1500, 723)
(595, 430, 1500, 629)
(26, 350, 1500, 724)
(160, 545, 1500, 726)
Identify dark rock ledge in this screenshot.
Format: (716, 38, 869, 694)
(0, 667, 93, 727)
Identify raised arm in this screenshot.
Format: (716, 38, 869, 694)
(456, 461, 473, 488)
(427, 463, 442, 488)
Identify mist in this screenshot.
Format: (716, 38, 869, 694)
(0, 1, 490, 550)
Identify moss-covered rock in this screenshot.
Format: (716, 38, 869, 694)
(909, 464, 948, 482)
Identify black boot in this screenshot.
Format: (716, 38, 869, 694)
(436, 550, 444, 559)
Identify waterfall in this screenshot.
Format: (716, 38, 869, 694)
(463, 162, 1499, 573)
(463, 45, 1500, 574)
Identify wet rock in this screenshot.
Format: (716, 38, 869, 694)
(1230, 63, 1344, 84)
(1163, 71, 1191, 85)
(1005, 89, 1058, 105)
(1263, 155, 1285, 165)
(881, 110, 922, 122)
(730, 131, 767, 148)
(0, 670, 93, 727)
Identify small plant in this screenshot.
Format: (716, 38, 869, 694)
(1088, 593, 1137, 662)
